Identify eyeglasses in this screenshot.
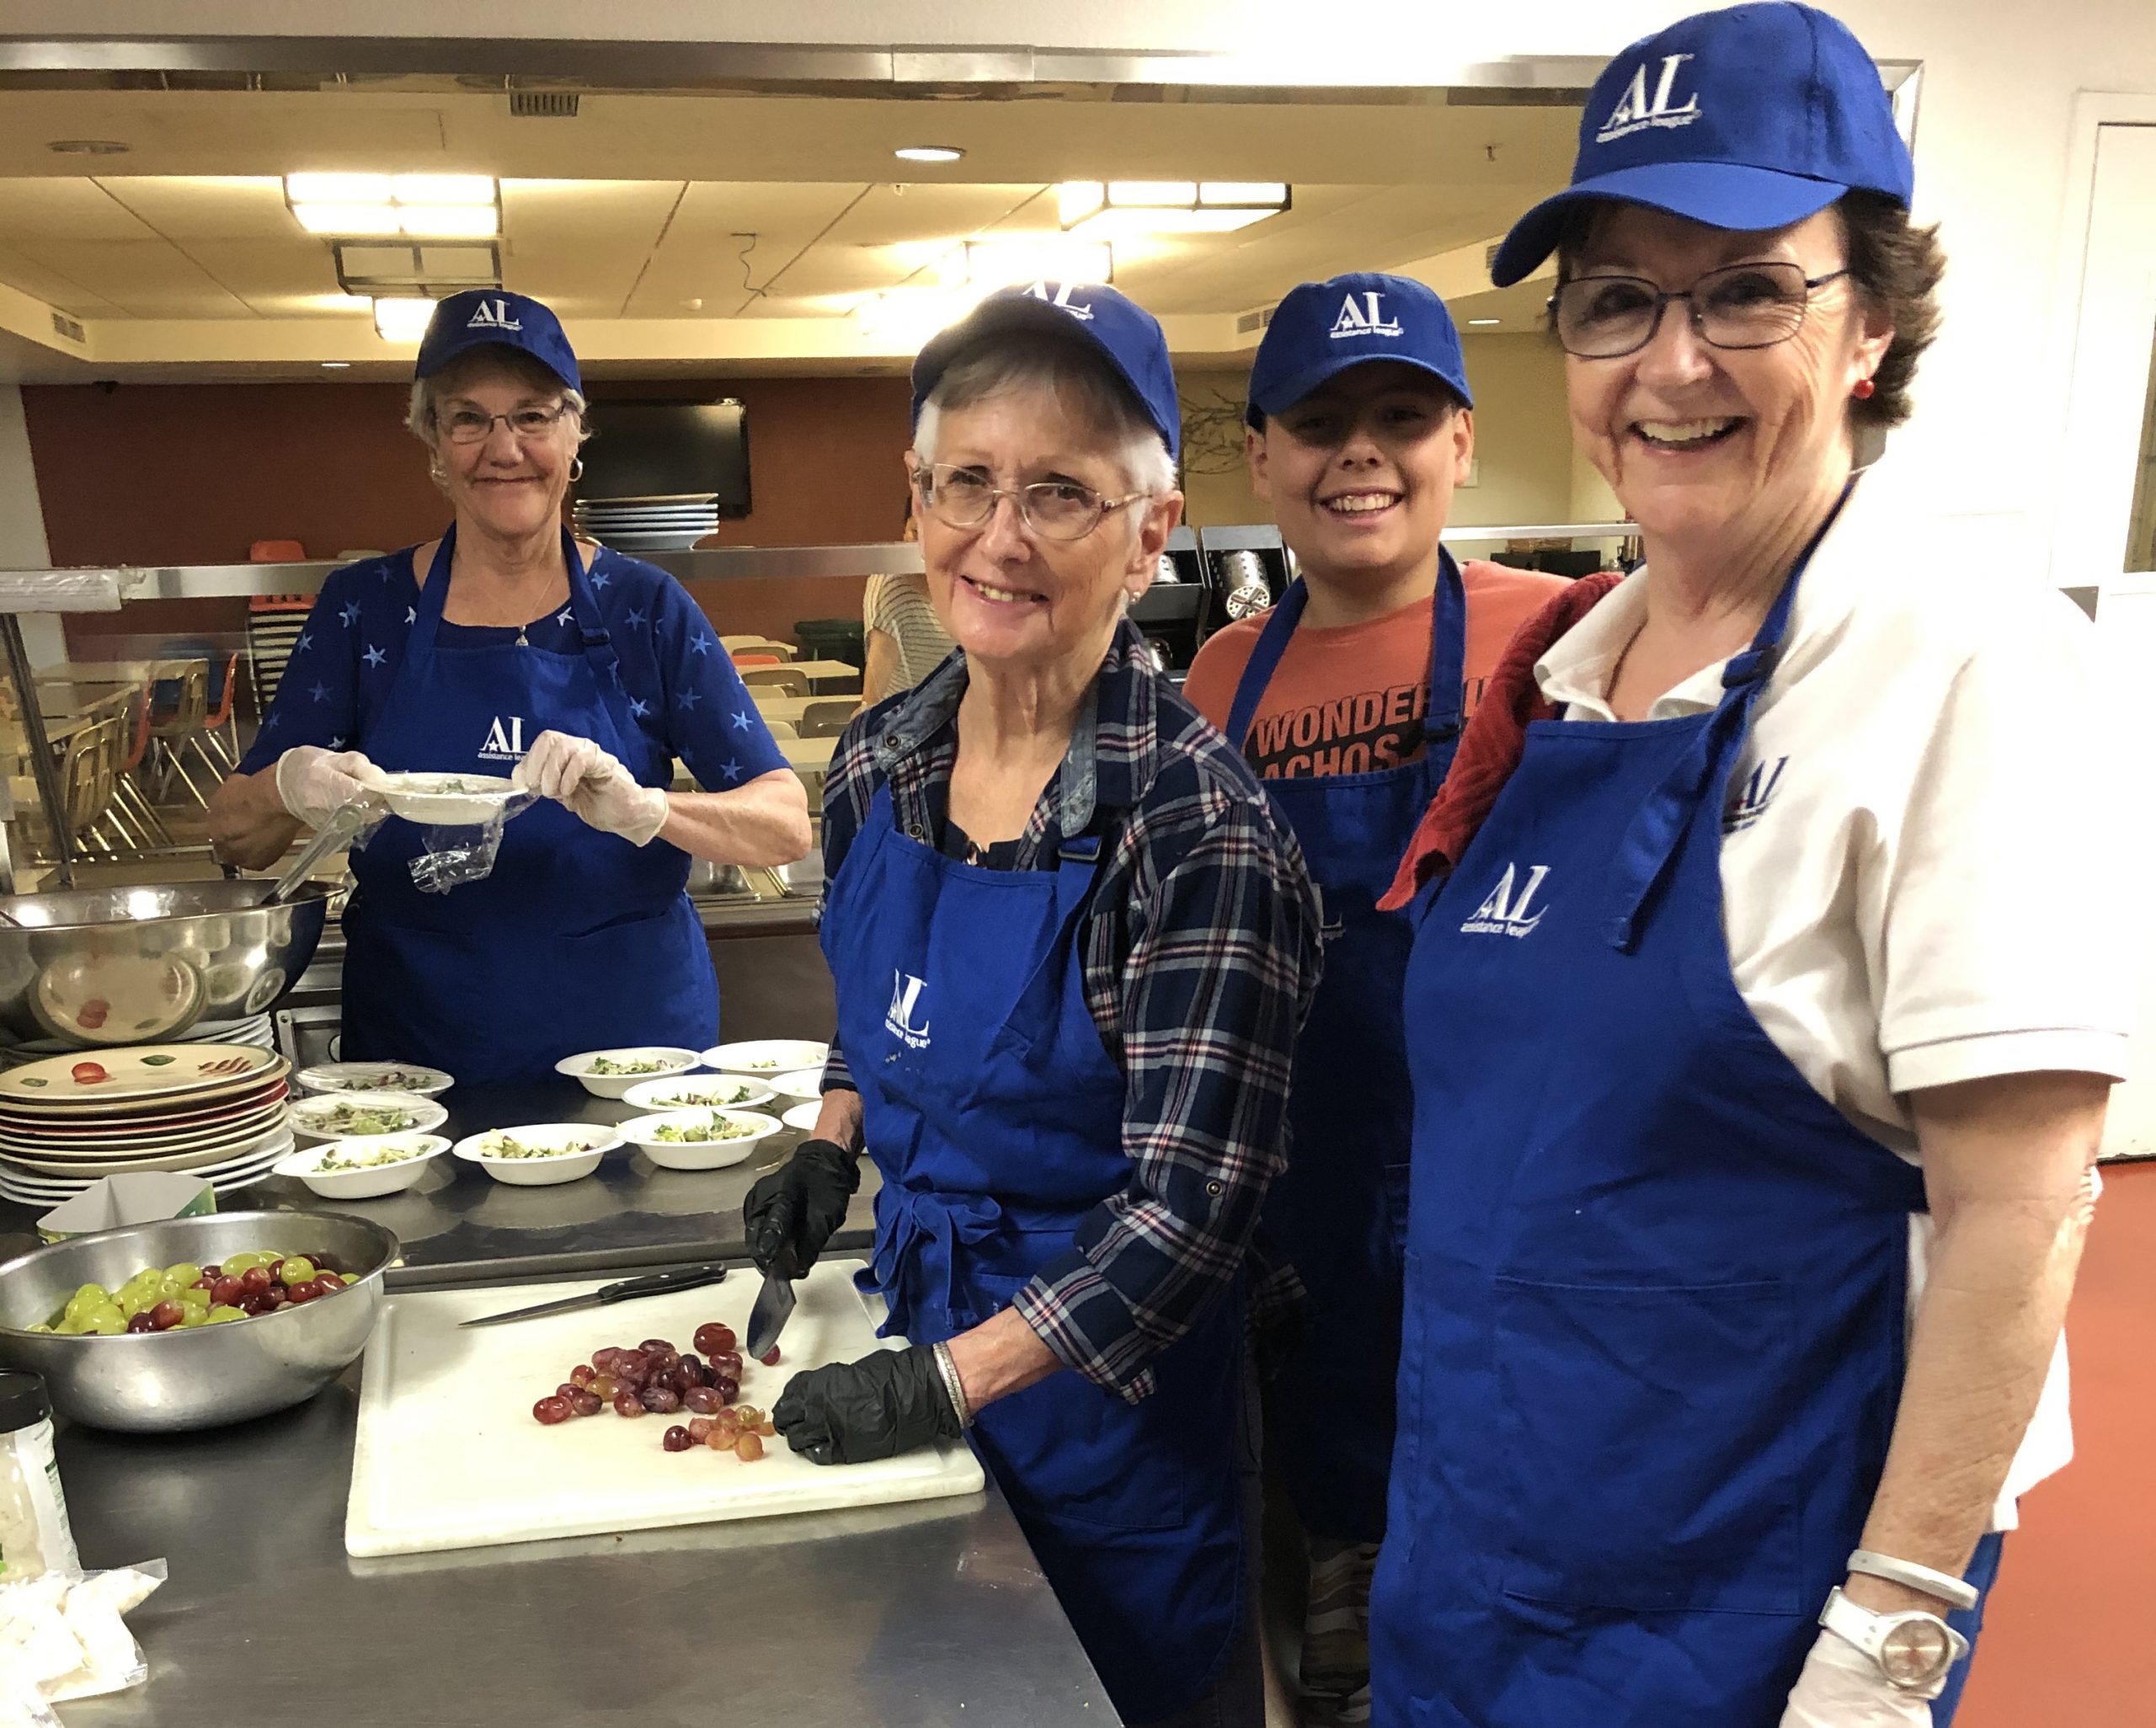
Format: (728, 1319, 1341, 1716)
(912, 462, 1148, 542)
(1550, 262, 1853, 360)
(435, 403, 574, 444)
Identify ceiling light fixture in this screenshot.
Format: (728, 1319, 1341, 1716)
(1468, 317, 1502, 326)
(1058, 180, 1289, 237)
(894, 145, 965, 164)
(286, 173, 501, 240)
(45, 139, 130, 157)
(321, 361, 353, 369)
(371, 296, 439, 342)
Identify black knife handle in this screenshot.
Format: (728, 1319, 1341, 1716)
(595, 1263, 730, 1304)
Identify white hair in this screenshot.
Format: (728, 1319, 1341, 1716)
(913, 337, 1176, 499)
(406, 346, 590, 449)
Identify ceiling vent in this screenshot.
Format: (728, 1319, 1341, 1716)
(509, 90, 580, 119)
(49, 311, 84, 344)
(1485, 242, 1502, 274)
(1235, 305, 1276, 336)
(334, 241, 501, 296)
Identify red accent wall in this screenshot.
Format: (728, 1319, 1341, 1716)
(19, 374, 910, 653)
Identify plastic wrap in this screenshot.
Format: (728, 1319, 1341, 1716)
(405, 813, 511, 894)
(0, 1560, 165, 1719)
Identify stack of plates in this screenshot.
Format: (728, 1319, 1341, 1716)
(571, 494, 720, 553)
(0, 1044, 296, 1203)
(0, 1013, 275, 1068)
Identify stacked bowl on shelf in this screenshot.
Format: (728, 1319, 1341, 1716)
(0, 1043, 295, 1206)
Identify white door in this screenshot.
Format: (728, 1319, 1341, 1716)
(2055, 120, 2156, 1159)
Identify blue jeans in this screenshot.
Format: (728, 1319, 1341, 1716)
(1932, 1532, 2007, 1725)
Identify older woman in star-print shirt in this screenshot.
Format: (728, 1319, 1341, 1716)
(208, 289, 805, 1085)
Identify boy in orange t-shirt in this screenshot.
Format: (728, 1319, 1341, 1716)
(1184, 273, 1564, 1727)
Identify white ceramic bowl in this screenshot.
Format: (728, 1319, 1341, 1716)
(274, 1133, 450, 1199)
(781, 1101, 821, 1133)
(701, 1039, 829, 1078)
(617, 1108, 782, 1171)
(765, 1068, 825, 1103)
(451, 1123, 621, 1187)
(621, 1075, 776, 1114)
(295, 1061, 454, 1100)
(376, 771, 531, 826)
(287, 1091, 448, 1144)
(554, 1047, 703, 1101)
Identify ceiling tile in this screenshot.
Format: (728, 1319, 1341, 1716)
(0, 179, 158, 242)
(8, 240, 251, 319)
(93, 176, 294, 242)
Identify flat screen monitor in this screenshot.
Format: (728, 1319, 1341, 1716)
(579, 399, 751, 518)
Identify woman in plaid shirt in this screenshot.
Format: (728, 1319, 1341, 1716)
(745, 282, 1322, 1727)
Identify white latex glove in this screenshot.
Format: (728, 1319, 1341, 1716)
(1778, 1627, 1940, 1728)
(512, 729, 670, 846)
(273, 746, 387, 829)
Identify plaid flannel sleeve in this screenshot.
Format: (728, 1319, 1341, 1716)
(1013, 787, 1321, 1402)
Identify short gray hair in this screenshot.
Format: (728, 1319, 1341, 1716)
(406, 345, 590, 449)
(914, 336, 1176, 499)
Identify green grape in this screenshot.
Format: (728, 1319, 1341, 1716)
(25, 1325, 51, 1335)
(163, 1262, 203, 1288)
(176, 1287, 211, 1309)
(277, 1258, 317, 1286)
(63, 1284, 107, 1320)
(82, 1309, 125, 1336)
(53, 1318, 85, 1336)
(205, 1305, 245, 1324)
(220, 1252, 261, 1274)
(115, 1289, 146, 1319)
(177, 1306, 209, 1328)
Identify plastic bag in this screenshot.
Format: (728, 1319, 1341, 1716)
(0, 1560, 165, 1720)
(406, 816, 510, 895)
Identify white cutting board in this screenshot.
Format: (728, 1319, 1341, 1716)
(344, 1259, 985, 1557)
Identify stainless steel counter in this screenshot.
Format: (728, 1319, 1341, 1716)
(55, 1341, 1113, 1725)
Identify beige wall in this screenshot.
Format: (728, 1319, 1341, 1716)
(1175, 333, 1587, 534)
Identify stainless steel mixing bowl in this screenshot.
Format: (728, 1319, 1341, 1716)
(0, 1210, 396, 1432)
(0, 879, 334, 1046)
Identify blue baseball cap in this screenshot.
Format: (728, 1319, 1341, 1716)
(910, 282, 1182, 462)
(1490, 2, 1913, 288)
(415, 290, 583, 394)
(1246, 272, 1473, 427)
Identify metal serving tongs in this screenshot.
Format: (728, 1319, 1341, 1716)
(263, 797, 377, 906)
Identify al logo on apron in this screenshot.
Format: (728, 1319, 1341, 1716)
(1368, 500, 1985, 1725)
(823, 774, 1248, 1725)
(1223, 554, 1465, 1543)
(340, 525, 717, 1086)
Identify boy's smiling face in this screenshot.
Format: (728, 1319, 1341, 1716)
(1248, 360, 1474, 594)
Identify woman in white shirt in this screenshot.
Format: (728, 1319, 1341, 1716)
(1368, 8, 2130, 1728)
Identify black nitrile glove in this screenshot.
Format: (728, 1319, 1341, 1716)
(772, 1345, 964, 1465)
(742, 1139, 860, 1277)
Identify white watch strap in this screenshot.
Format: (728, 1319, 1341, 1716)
(1846, 1548, 1980, 1611)
(1818, 1587, 1967, 1699)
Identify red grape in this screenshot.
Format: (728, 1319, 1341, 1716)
(150, 1300, 184, 1331)
(315, 1272, 344, 1292)
(240, 1267, 273, 1295)
(259, 1285, 288, 1310)
(125, 1313, 157, 1335)
(686, 1416, 715, 1442)
(554, 1383, 584, 1402)
(638, 1338, 674, 1357)
(692, 1323, 735, 1357)
(533, 1396, 572, 1426)
(734, 1432, 764, 1461)
(568, 1363, 596, 1388)
(611, 1356, 648, 1387)
(286, 1281, 323, 1304)
(190, 1277, 213, 1291)
(569, 1389, 602, 1418)
(237, 1293, 269, 1315)
(681, 1386, 722, 1416)
(640, 1384, 681, 1415)
(267, 1259, 286, 1282)
(712, 1351, 744, 1379)
(712, 1374, 739, 1405)
(676, 1354, 708, 1388)
(613, 1392, 646, 1418)
(200, 1263, 222, 1280)
(755, 1416, 776, 1437)
(705, 1426, 732, 1451)
(712, 1406, 741, 1432)
(662, 1426, 693, 1453)
(211, 1277, 244, 1307)
(590, 1373, 620, 1400)
(759, 1347, 782, 1368)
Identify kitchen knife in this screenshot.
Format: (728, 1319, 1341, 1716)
(459, 1262, 729, 1328)
(744, 1244, 798, 1360)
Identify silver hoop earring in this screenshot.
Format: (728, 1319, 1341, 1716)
(428, 460, 446, 483)
(569, 457, 584, 483)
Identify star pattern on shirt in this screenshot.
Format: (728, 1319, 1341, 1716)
(405, 606, 418, 625)
(340, 600, 361, 627)
(689, 636, 712, 657)
(296, 632, 312, 653)
(730, 709, 753, 732)
(262, 712, 280, 733)
(720, 760, 744, 782)
(629, 696, 651, 719)
(309, 681, 330, 703)
(328, 735, 347, 749)
(590, 569, 611, 590)
(625, 606, 647, 629)
(362, 644, 387, 669)
(555, 607, 574, 629)
(679, 687, 702, 711)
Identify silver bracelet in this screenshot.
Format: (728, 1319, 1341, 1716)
(931, 1341, 974, 1431)
(1846, 1549, 1979, 1612)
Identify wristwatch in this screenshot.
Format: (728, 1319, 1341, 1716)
(1818, 1587, 1970, 1696)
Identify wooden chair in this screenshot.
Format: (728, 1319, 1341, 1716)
(737, 666, 810, 696)
(722, 635, 797, 662)
(13, 716, 125, 861)
(797, 699, 860, 739)
(147, 661, 211, 804)
(760, 718, 799, 739)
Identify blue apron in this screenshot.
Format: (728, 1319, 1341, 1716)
(1370, 515, 1993, 1725)
(823, 781, 1248, 1725)
(340, 525, 718, 1086)
(1223, 557, 1465, 1543)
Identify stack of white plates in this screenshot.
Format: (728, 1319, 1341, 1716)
(0, 1044, 295, 1202)
(0, 1013, 275, 1068)
(572, 494, 721, 553)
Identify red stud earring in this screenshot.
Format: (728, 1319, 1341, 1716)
(1851, 378, 1876, 400)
